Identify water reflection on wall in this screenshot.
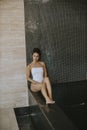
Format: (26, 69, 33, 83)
(24, 0, 87, 83)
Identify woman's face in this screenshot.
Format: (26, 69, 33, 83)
(32, 52, 40, 62)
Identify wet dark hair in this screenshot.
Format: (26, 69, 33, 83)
(32, 48, 41, 56)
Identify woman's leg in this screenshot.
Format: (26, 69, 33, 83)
(41, 81, 55, 104)
(30, 84, 41, 92)
(44, 77, 54, 100)
(41, 83, 54, 103)
(31, 81, 55, 104)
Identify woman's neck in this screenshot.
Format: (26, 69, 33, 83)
(32, 61, 38, 63)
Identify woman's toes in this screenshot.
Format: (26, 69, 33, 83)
(46, 100, 55, 104)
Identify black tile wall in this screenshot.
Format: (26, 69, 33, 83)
(24, 0, 87, 83)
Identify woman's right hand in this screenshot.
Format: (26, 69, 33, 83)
(31, 82, 43, 88)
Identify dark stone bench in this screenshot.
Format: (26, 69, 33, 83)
(14, 88, 78, 130)
(28, 89, 78, 130)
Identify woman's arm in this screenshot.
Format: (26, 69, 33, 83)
(41, 62, 47, 77)
(26, 64, 36, 84)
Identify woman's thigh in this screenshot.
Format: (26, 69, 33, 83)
(30, 84, 41, 92)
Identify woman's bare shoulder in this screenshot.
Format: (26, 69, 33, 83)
(27, 63, 32, 68)
(39, 61, 45, 66)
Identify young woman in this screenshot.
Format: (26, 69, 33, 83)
(26, 48, 55, 104)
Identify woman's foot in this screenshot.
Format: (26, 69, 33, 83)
(46, 101, 55, 104)
(46, 98, 55, 104)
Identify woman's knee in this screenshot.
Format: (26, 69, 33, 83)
(30, 85, 41, 92)
(44, 77, 50, 82)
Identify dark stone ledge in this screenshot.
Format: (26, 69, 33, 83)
(29, 89, 78, 130)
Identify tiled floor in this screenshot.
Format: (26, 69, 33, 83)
(0, 108, 19, 130)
